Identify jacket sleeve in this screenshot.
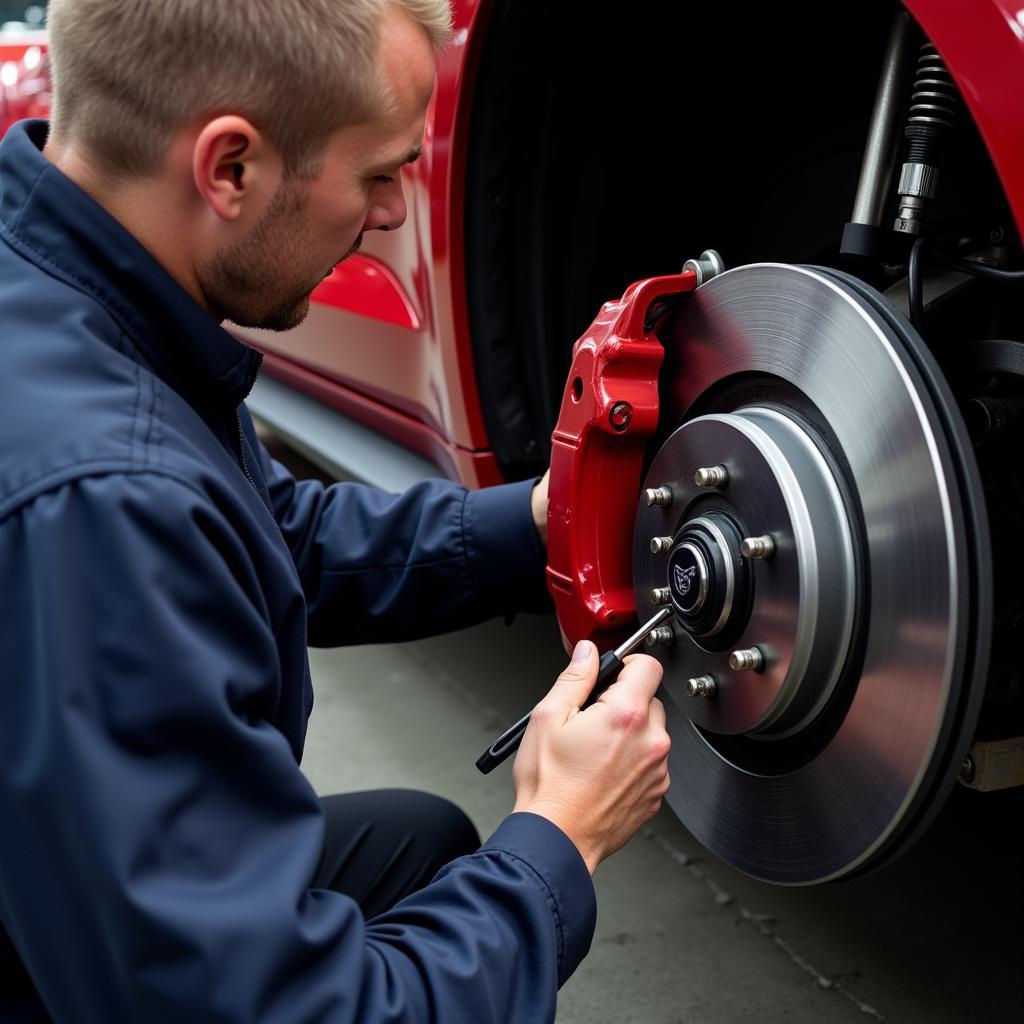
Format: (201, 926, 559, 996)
(0, 472, 595, 1024)
(252, 437, 553, 646)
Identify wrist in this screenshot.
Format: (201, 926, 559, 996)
(514, 800, 600, 875)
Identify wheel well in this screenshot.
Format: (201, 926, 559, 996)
(464, 0, 1008, 478)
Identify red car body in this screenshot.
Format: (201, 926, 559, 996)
(2, 1, 1024, 490)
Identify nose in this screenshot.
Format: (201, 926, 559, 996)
(365, 178, 408, 233)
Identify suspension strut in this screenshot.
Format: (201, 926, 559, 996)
(893, 42, 962, 236)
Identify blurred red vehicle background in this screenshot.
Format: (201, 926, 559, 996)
(5, 1, 1024, 494)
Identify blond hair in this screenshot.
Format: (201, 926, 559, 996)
(46, 0, 452, 178)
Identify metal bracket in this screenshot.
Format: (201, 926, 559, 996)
(546, 271, 699, 650)
(959, 736, 1024, 791)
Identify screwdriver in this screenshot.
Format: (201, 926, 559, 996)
(475, 606, 674, 774)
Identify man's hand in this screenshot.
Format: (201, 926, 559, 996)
(512, 641, 670, 875)
(531, 471, 549, 547)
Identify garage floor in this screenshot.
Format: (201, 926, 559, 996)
(300, 612, 1023, 1023)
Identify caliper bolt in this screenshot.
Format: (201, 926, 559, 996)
(730, 647, 766, 672)
(646, 625, 675, 648)
(694, 465, 729, 489)
(741, 535, 775, 559)
(686, 675, 718, 699)
(651, 587, 672, 606)
(609, 402, 633, 432)
(683, 249, 726, 286)
(644, 486, 674, 508)
(650, 536, 674, 555)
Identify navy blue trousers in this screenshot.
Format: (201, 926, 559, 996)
(315, 791, 481, 918)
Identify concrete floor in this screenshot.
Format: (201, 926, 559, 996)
(300, 613, 1024, 1024)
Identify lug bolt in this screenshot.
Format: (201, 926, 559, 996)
(650, 536, 674, 555)
(741, 535, 775, 559)
(730, 647, 765, 672)
(694, 465, 729, 489)
(644, 486, 673, 508)
(646, 625, 675, 648)
(686, 675, 717, 699)
(651, 587, 672, 606)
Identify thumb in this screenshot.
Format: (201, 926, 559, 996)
(546, 640, 599, 712)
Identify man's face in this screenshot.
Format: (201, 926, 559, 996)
(199, 7, 437, 331)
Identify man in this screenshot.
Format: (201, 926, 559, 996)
(0, 1, 671, 1020)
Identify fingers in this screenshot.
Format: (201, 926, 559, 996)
(597, 653, 664, 708)
(541, 640, 599, 715)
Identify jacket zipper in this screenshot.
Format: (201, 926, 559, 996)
(236, 411, 257, 489)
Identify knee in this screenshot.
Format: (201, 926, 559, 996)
(434, 796, 480, 860)
(399, 790, 480, 862)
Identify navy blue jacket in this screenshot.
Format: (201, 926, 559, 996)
(0, 121, 595, 1023)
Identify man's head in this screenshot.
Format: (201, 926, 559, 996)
(45, 0, 450, 329)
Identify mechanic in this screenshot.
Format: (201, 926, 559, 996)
(0, 1, 671, 1021)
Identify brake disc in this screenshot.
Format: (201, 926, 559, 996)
(634, 263, 991, 884)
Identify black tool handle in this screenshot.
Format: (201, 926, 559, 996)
(475, 651, 624, 774)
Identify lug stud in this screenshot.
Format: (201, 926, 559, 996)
(729, 647, 766, 672)
(694, 465, 729, 489)
(741, 535, 775, 559)
(646, 625, 675, 648)
(651, 587, 672, 606)
(686, 675, 717, 699)
(650, 536, 674, 555)
(644, 486, 673, 508)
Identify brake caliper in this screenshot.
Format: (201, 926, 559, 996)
(546, 272, 698, 650)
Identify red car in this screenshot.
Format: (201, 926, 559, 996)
(3, 0, 1023, 887)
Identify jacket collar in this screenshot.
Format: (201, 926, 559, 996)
(0, 120, 262, 409)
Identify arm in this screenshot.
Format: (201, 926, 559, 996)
(252, 434, 552, 646)
(0, 472, 592, 1023)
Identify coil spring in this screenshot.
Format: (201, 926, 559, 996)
(905, 44, 960, 161)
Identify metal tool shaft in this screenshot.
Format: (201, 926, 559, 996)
(612, 606, 674, 660)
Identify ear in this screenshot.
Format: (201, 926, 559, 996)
(192, 116, 282, 222)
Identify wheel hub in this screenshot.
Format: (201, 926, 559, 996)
(665, 515, 743, 636)
(638, 406, 856, 739)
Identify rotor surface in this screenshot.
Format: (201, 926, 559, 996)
(635, 263, 990, 884)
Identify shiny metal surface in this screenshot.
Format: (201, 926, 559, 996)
(644, 486, 674, 508)
(646, 625, 675, 648)
(851, 11, 913, 227)
(683, 249, 726, 286)
(730, 648, 766, 673)
(741, 535, 775, 559)
(613, 606, 674, 660)
(694, 465, 729, 488)
(687, 675, 718, 700)
(640, 263, 974, 884)
(635, 408, 855, 739)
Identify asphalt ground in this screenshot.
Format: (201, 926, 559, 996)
(270, 440, 1024, 1023)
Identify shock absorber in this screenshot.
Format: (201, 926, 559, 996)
(893, 43, 962, 235)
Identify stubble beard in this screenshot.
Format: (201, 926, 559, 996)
(202, 179, 323, 332)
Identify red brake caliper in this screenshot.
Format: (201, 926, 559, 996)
(547, 272, 698, 651)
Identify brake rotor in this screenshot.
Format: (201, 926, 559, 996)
(635, 263, 991, 884)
